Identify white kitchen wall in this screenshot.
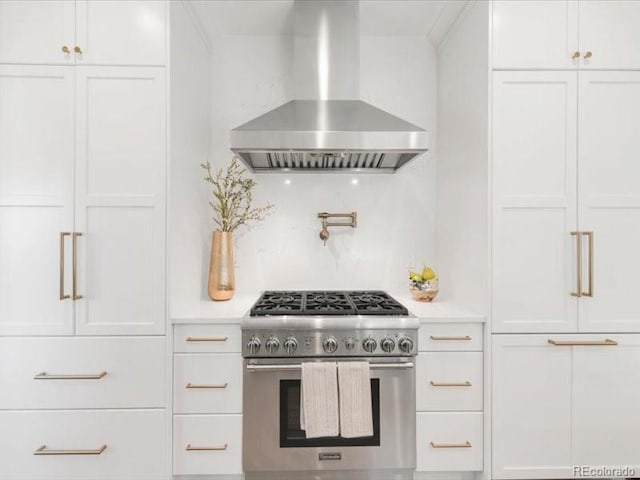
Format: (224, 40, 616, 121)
(170, 29, 437, 316)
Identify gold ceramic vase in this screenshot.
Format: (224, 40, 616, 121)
(208, 230, 235, 301)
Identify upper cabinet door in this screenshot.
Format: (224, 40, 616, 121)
(578, 71, 640, 333)
(75, 1, 166, 66)
(0, 1, 75, 64)
(74, 67, 166, 335)
(0, 66, 75, 335)
(492, 71, 579, 333)
(578, 0, 640, 70)
(492, 0, 579, 69)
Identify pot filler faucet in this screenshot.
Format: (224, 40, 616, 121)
(318, 212, 357, 245)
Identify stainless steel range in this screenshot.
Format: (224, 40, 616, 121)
(242, 291, 418, 480)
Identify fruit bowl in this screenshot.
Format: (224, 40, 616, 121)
(410, 279, 439, 302)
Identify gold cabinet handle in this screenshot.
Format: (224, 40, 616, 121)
(582, 231, 594, 297)
(59, 232, 71, 300)
(430, 381, 472, 387)
(61, 45, 70, 54)
(584, 51, 592, 60)
(186, 336, 228, 342)
(186, 382, 228, 389)
(572, 51, 581, 60)
(186, 443, 227, 451)
(429, 335, 471, 341)
(548, 338, 617, 346)
(430, 441, 472, 449)
(34, 444, 107, 455)
(72, 232, 82, 300)
(34, 371, 107, 380)
(571, 231, 582, 297)
(74, 46, 83, 54)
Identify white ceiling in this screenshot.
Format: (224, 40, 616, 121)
(188, 0, 468, 45)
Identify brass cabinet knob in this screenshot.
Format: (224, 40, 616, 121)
(61, 45, 70, 54)
(572, 51, 581, 60)
(584, 51, 593, 60)
(74, 46, 83, 54)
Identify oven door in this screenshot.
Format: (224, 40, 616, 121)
(243, 357, 416, 478)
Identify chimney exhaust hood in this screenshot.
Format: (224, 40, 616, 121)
(230, 0, 429, 173)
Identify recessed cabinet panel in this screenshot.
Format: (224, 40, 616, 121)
(75, 206, 163, 335)
(75, 0, 166, 66)
(578, 1, 640, 70)
(492, 0, 578, 69)
(572, 335, 640, 471)
(492, 72, 578, 333)
(0, 1, 75, 64)
(0, 207, 73, 335)
(492, 335, 573, 479)
(578, 72, 640, 332)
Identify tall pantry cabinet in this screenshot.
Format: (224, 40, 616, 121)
(438, 1, 640, 479)
(0, 2, 168, 479)
(491, 1, 640, 478)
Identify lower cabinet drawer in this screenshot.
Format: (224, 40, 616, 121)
(0, 409, 165, 480)
(174, 353, 242, 414)
(0, 337, 165, 409)
(416, 412, 483, 471)
(173, 414, 242, 475)
(416, 352, 483, 411)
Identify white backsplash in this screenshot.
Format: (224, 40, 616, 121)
(170, 34, 437, 316)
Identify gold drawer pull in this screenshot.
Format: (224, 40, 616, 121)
(430, 335, 472, 341)
(186, 443, 228, 451)
(34, 371, 107, 380)
(34, 444, 107, 455)
(186, 336, 228, 342)
(548, 338, 617, 346)
(430, 441, 472, 449)
(186, 382, 228, 389)
(430, 381, 472, 387)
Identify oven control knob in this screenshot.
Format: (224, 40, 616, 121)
(380, 337, 396, 353)
(398, 337, 414, 354)
(283, 337, 298, 354)
(247, 336, 261, 355)
(362, 337, 377, 353)
(265, 337, 280, 354)
(323, 336, 338, 354)
(344, 338, 356, 350)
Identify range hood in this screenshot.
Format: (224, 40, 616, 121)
(230, 0, 429, 173)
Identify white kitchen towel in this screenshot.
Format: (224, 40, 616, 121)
(337, 361, 373, 438)
(300, 362, 339, 438)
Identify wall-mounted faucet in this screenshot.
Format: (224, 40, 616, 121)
(317, 212, 357, 246)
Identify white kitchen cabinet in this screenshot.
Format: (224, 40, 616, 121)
(0, 66, 166, 336)
(0, 409, 165, 480)
(74, 67, 166, 335)
(492, 0, 640, 70)
(0, 65, 75, 335)
(492, 0, 579, 70)
(492, 71, 579, 333)
(492, 335, 573, 479)
(0, 1, 166, 66)
(578, 1, 640, 70)
(572, 335, 640, 471)
(577, 71, 640, 332)
(493, 334, 640, 479)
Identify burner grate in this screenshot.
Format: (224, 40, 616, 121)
(249, 290, 408, 316)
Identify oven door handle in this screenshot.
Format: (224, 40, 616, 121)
(246, 362, 414, 372)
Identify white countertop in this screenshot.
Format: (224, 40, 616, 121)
(171, 292, 484, 324)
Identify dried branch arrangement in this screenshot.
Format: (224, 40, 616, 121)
(201, 157, 275, 232)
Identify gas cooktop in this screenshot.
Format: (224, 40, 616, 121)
(249, 290, 409, 317)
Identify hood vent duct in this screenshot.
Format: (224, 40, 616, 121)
(230, 0, 429, 173)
